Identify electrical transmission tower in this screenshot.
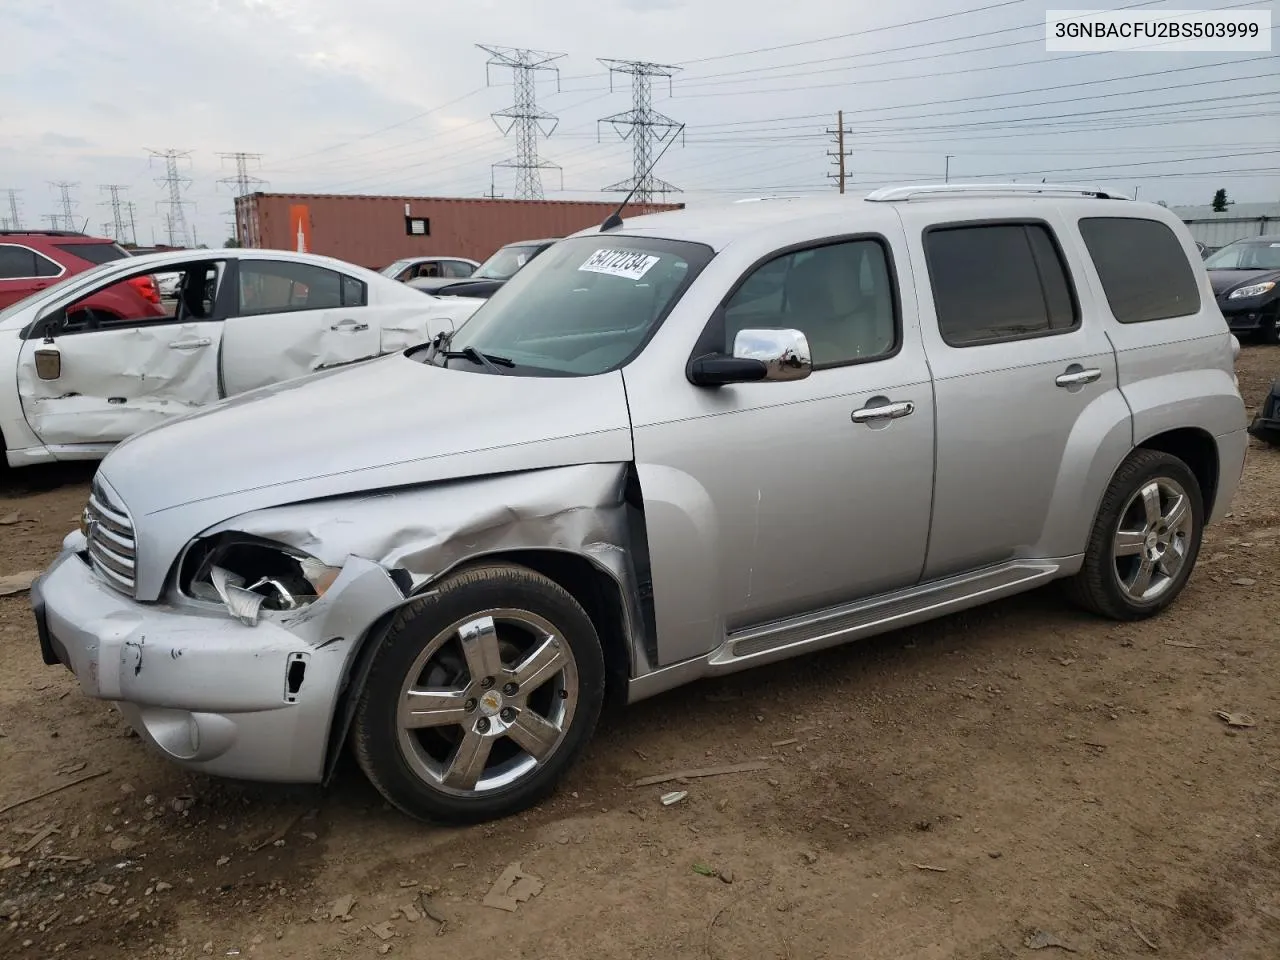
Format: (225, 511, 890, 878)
(100, 184, 130, 242)
(826, 110, 852, 194)
(147, 149, 194, 247)
(3, 189, 23, 230)
(477, 44, 566, 200)
(48, 181, 80, 230)
(216, 152, 267, 246)
(596, 59, 683, 203)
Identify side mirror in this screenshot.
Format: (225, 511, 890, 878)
(690, 328, 811, 387)
(733, 328, 812, 381)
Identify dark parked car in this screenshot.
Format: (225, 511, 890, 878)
(408, 238, 557, 299)
(1203, 235, 1280, 343)
(1250, 378, 1280, 446)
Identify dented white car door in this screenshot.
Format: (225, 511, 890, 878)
(219, 258, 381, 393)
(16, 262, 225, 448)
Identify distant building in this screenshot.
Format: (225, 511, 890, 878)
(233, 193, 684, 270)
(1170, 202, 1280, 251)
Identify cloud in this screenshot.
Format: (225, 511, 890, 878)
(0, 0, 1273, 243)
(40, 133, 93, 149)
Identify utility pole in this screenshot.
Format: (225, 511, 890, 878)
(99, 184, 130, 242)
(147, 149, 195, 247)
(478, 44, 566, 200)
(596, 59, 684, 204)
(482, 168, 504, 199)
(48, 181, 79, 230)
(3, 189, 23, 230)
(826, 110, 852, 194)
(216, 152, 267, 246)
(1134, 185, 1140, 200)
(42, 214, 62, 230)
(945, 155, 954, 183)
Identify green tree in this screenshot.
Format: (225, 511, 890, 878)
(1211, 189, 1230, 212)
(224, 237, 241, 248)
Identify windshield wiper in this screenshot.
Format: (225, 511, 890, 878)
(439, 345, 514, 374)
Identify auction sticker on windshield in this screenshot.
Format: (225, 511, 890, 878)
(579, 249, 661, 280)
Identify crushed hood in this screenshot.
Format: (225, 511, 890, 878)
(98, 351, 635, 599)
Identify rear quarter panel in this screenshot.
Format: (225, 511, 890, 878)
(1056, 205, 1247, 523)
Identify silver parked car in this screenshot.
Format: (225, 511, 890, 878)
(32, 184, 1247, 824)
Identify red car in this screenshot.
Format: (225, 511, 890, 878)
(0, 230, 166, 321)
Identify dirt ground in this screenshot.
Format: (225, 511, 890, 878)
(2, 347, 1278, 960)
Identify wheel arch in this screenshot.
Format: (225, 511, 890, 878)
(321, 548, 641, 785)
(1135, 426, 1219, 516)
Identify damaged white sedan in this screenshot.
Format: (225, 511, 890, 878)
(0, 248, 481, 467)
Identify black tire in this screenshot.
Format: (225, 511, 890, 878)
(1065, 449, 1204, 621)
(1261, 310, 1280, 345)
(351, 562, 605, 824)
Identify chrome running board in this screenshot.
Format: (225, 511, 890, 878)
(628, 558, 1067, 703)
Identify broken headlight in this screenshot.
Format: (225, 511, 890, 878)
(179, 534, 340, 626)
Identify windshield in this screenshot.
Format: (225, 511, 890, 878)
(428, 235, 714, 376)
(1204, 241, 1280, 271)
(473, 244, 545, 280)
(379, 259, 412, 278)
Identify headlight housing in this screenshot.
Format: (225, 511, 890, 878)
(1227, 281, 1276, 299)
(179, 534, 340, 626)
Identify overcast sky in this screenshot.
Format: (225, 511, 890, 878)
(1, 0, 1276, 247)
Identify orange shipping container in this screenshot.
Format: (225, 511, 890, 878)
(234, 193, 685, 269)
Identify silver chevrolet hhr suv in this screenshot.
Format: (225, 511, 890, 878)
(31, 184, 1248, 824)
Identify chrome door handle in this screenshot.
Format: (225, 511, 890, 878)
(168, 338, 212, 350)
(1055, 368, 1102, 387)
(851, 400, 915, 423)
(330, 319, 369, 332)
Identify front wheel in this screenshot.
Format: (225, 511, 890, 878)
(1065, 449, 1204, 621)
(1261, 311, 1280, 345)
(351, 563, 605, 824)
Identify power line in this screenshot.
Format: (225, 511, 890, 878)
(48, 181, 79, 231)
(597, 59, 684, 202)
(99, 185, 130, 243)
(478, 44, 566, 200)
(123, 201, 139, 247)
(217, 152, 268, 196)
(676, 0, 1031, 66)
(3, 189, 22, 230)
(147, 149, 194, 247)
(217, 152, 268, 247)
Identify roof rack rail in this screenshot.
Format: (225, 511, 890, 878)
(865, 183, 1131, 202)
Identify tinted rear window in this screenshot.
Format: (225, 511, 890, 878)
(55, 242, 130, 265)
(1078, 217, 1200, 323)
(924, 222, 1078, 346)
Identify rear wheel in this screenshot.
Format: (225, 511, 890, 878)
(351, 563, 605, 824)
(1065, 449, 1204, 621)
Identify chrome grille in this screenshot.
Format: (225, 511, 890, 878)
(83, 478, 136, 596)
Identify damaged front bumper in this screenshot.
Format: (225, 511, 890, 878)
(31, 532, 407, 783)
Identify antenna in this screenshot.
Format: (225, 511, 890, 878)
(600, 123, 686, 232)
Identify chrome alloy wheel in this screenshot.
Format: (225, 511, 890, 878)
(395, 610, 579, 797)
(1112, 477, 1194, 603)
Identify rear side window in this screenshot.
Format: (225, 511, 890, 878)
(341, 275, 367, 307)
(1078, 217, 1200, 323)
(0, 244, 61, 279)
(924, 222, 1078, 347)
(55, 242, 129, 266)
